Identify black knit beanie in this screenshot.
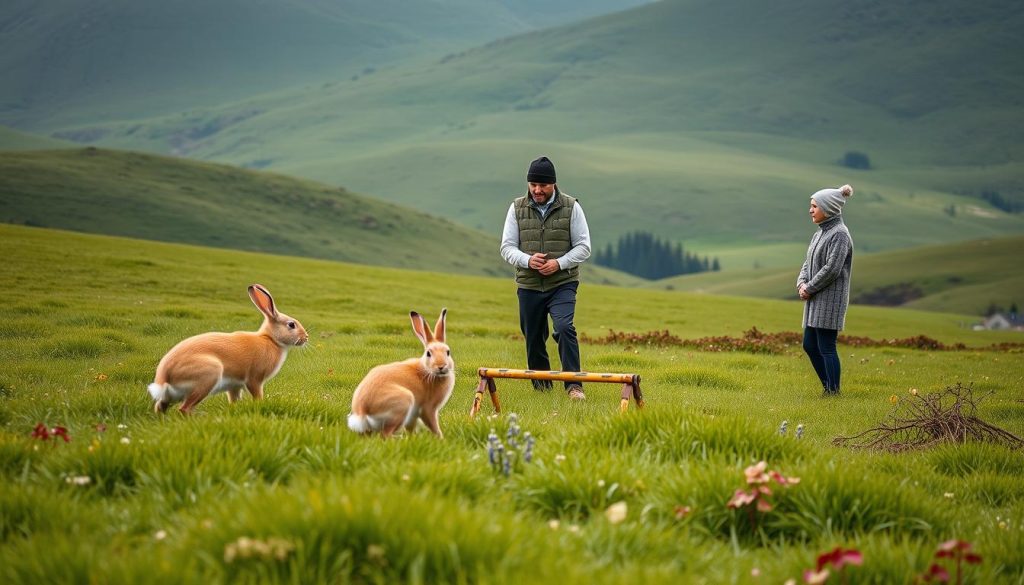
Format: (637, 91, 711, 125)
(526, 156, 556, 184)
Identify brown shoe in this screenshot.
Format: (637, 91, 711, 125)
(566, 384, 585, 400)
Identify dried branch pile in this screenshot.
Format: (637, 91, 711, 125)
(833, 383, 1024, 452)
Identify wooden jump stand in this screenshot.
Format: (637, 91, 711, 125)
(469, 367, 644, 417)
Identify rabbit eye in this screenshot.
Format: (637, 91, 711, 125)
(426, 351, 432, 358)
(446, 349, 450, 356)
(287, 321, 296, 329)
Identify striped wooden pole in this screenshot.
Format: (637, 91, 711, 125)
(469, 367, 644, 416)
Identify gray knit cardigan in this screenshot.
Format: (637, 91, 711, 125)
(797, 216, 854, 330)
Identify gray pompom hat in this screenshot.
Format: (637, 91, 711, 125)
(811, 184, 854, 217)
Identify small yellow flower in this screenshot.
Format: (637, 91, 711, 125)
(910, 388, 919, 396)
(94, 373, 108, 381)
(889, 395, 899, 405)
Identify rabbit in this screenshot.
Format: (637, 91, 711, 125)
(147, 284, 308, 414)
(348, 309, 454, 438)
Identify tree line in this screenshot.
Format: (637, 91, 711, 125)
(594, 231, 719, 280)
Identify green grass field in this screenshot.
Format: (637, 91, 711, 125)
(2, 224, 1023, 583)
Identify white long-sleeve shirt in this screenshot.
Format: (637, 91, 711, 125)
(499, 197, 592, 270)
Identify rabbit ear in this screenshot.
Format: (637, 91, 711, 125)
(248, 284, 278, 319)
(433, 308, 447, 343)
(409, 311, 433, 346)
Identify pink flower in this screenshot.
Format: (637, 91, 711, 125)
(51, 426, 71, 443)
(936, 540, 968, 557)
(803, 568, 830, 584)
(727, 489, 756, 509)
(745, 461, 769, 484)
(771, 470, 801, 485)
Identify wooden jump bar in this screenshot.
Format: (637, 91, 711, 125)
(470, 367, 644, 417)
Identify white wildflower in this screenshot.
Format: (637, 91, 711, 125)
(605, 501, 628, 524)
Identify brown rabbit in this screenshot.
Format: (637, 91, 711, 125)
(348, 309, 454, 437)
(147, 284, 308, 414)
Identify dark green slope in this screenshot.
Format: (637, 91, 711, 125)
(0, 147, 514, 276)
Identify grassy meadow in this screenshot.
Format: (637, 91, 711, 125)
(2, 223, 1023, 583)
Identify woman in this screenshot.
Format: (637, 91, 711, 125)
(797, 184, 854, 396)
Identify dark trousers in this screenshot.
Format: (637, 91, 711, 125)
(517, 281, 581, 389)
(803, 326, 841, 393)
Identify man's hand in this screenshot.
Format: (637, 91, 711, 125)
(529, 253, 560, 275)
(538, 259, 560, 276)
(798, 284, 811, 300)
(529, 253, 548, 270)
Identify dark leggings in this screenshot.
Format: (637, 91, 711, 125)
(803, 326, 841, 393)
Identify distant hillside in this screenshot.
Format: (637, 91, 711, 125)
(59, 0, 1024, 262)
(0, 0, 648, 129)
(652, 236, 1024, 316)
(0, 147, 640, 284)
(0, 125, 73, 150)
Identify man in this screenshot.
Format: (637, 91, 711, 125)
(500, 156, 592, 400)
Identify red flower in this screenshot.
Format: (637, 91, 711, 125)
(31, 423, 50, 440)
(923, 540, 982, 583)
(920, 562, 950, 583)
(816, 546, 863, 572)
(936, 540, 969, 557)
(51, 426, 70, 442)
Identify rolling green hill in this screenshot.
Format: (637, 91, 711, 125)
(653, 235, 1024, 316)
(0, 146, 642, 284)
(0, 147, 501, 278)
(0, 125, 73, 150)
(49, 0, 1024, 264)
(0, 0, 648, 129)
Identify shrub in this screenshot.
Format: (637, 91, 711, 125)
(840, 151, 871, 170)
